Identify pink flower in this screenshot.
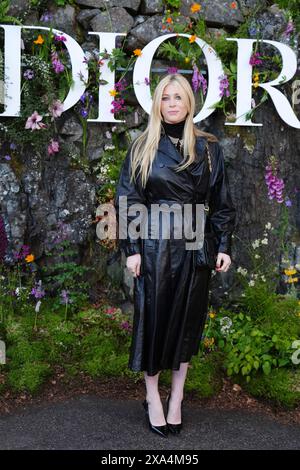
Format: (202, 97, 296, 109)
(48, 139, 60, 155)
(25, 111, 46, 131)
(249, 52, 263, 66)
(49, 99, 64, 119)
(51, 51, 64, 74)
(284, 20, 294, 36)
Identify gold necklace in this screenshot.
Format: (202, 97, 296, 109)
(169, 135, 183, 153)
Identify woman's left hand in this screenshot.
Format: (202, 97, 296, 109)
(215, 253, 232, 272)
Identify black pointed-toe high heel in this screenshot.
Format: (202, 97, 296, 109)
(142, 400, 168, 438)
(166, 394, 183, 434)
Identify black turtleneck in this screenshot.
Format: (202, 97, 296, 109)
(161, 118, 186, 139)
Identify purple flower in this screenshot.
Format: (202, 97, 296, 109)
(120, 320, 132, 332)
(144, 77, 150, 86)
(218, 74, 230, 98)
(192, 64, 207, 94)
(285, 198, 292, 207)
(0, 215, 8, 263)
(10, 143, 17, 150)
(248, 26, 257, 37)
(167, 67, 178, 74)
(284, 20, 294, 36)
(31, 280, 45, 299)
(13, 244, 30, 261)
(53, 221, 70, 245)
(40, 12, 53, 23)
(4, 155, 11, 161)
(249, 52, 263, 66)
(23, 69, 34, 80)
(80, 108, 88, 118)
(51, 51, 64, 74)
(265, 159, 285, 203)
(54, 35, 67, 42)
(115, 79, 127, 92)
(60, 289, 73, 305)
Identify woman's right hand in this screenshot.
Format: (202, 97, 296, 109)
(126, 253, 141, 277)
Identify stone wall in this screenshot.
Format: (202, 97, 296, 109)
(1, 0, 299, 306)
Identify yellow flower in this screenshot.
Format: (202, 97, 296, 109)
(184, 57, 190, 63)
(296, 312, 300, 317)
(109, 90, 118, 97)
(189, 34, 197, 43)
(133, 49, 142, 57)
(284, 268, 297, 276)
(253, 73, 259, 81)
(287, 277, 298, 283)
(209, 312, 216, 319)
(253, 81, 260, 88)
(190, 3, 201, 13)
(25, 254, 35, 263)
(33, 34, 44, 45)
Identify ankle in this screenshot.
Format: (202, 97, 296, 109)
(146, 393, 161, 404)
(169, 392, 184, 404)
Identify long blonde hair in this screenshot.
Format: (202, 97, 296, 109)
(129, 73, 218, 188)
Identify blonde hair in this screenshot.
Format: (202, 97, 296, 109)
(129, 73, 218, 188)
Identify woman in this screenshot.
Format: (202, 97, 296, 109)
(114, 73, 236, 438)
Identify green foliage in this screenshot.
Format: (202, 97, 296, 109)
(163, 0, 181, 9)
(275, 0, 300, 32)
(42, 239, 91, 316)
(0, 0, 22, 24)
(207, 294, 300, 383)
(186, 351, 223, 397)
(93, 145, 127, 204)
(240, 368, 300, 409)
(1, 303, 133, 393)
(8, 363, 52, 394)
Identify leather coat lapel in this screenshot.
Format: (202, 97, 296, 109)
(158, 127, 184, 165)
(158, 126, 206, 167)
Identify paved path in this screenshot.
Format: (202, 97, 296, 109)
(0, 396, 299, 450)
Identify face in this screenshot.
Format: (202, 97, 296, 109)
(160, 82, 189, 124)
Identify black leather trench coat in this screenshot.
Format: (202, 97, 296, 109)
(114, 128, 236, 376)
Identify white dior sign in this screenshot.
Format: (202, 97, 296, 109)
(0, 25, 299, 128)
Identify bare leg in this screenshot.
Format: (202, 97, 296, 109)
(144, 370, 166, 426)
(167, 362, 189, 424)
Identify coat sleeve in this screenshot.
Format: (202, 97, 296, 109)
(114, 143, 146, 257)
(208, 141, 236, 257)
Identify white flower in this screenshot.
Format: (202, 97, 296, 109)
(254, 254, 260, 259)
(261, 238, 268, 245)
(105, 131, 112, 139)
(35, 300, 42, 312)
(265, 222, 272, 230)
(15, 287, 26, 297)
(252, 239, 260, 249)
(249, 280, 255, 286)
(111, 126, 117, 132)
(260, 275, 266, 282)
(104, 144, 115, 151)
(220, 316, 233, 328)
(237, 266, 248, 276)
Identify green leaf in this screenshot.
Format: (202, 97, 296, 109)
(262, 362, 271, 375)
